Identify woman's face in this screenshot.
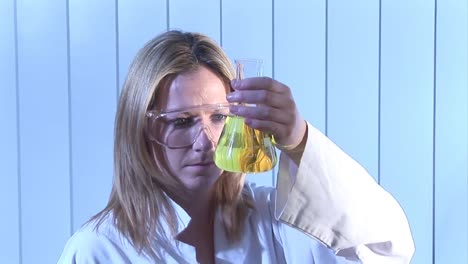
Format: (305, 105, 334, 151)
(157, 66, 229, 195)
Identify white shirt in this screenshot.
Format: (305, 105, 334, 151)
(57, 124, 415, 263)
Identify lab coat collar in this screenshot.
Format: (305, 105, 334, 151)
(167, 188, 258, 264)
(213, 185, 265, 264)
(213, 209, 250, 263)
(168, 196, 192, 235)
(166, 196, 198, 263)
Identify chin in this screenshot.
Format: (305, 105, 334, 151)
(181, 180, 216, 198)
(178, 167, 222, 192)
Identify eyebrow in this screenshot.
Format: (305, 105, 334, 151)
(166, 104, 229, 113)
(163, 103, 230, 111)
(165, 111, 193, 117)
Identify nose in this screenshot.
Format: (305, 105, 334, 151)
(192, 126, 215, 151)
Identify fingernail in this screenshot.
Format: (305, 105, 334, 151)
(226, 92, 238, 102)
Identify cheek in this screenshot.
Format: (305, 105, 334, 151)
(164, 149, 185, 172)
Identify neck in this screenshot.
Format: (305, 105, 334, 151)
(174, 190, 215, 245)
(187, 191, 214, 224)
(171, 186, 214, 217)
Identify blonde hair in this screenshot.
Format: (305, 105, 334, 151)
(90, 30, 253, 261)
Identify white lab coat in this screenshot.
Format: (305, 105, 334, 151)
(57, 123, 415, 263)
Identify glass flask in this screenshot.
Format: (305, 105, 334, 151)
(214, 59, 278, 173)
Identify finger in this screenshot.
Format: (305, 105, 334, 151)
(243, 118, 291, 142)
(226, 90, 290, 108)
(229, 104, 293, 124)
(231, 77, 288, 94)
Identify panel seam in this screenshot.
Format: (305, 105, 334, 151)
(115, 0, 120, 99)
(325, 0, 328, 136)
(166, 0, 170, 31)
(13, 0, 23, 263)
(271, 0, 275, 187)
(432, 0, 438, 263)
(65, 0, 74, 235)
(220, 0, 223, 46)
(378, 0, 382, 185)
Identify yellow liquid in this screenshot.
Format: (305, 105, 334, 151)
(214, 116, 277, 173)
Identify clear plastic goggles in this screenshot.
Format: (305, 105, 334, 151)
(146, 103, 232, 148)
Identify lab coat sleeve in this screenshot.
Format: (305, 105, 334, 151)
(274, 122, 415, 263)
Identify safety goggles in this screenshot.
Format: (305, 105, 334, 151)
(146, 103, 232, 148)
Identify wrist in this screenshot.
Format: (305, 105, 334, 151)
(277, 120, 308, 153)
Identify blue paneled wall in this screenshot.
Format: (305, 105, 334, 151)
(0, 1, 466, 264)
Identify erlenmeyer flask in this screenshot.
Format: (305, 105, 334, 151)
(214, 59, 278, 173)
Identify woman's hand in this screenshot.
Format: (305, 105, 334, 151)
(226, 77, 307, 152)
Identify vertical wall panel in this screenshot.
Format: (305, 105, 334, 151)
(222, 0, 272, 77)
(222, 0, 273, 186)
(435, 0, 468, 263)
(170, 0, 220, 43)
(380, 2, 435, 264)
(0, 1, 20, 263)
(0, 1, 466, 263)
(69, 0, 117, 232)
(118, 0, 167, 88)
(275, 0, 326, 133)
(16, 0, 71, 263)
(327, 0, 380, 180)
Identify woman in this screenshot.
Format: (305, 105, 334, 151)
(58, 30, 415, 263)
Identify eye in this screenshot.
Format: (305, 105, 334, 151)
(211, 113, 227, 123)
(169, 117, 195, 128)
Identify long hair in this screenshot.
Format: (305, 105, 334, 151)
(89, 30, 253, 261)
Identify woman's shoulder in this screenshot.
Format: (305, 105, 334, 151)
(56, 216, 144, 263)
(66, 223, 110, 248)
(57, 222, 109, 262)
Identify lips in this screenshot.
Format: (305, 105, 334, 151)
(187, 161, 214, 166)
(184, 155, 215, 167)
